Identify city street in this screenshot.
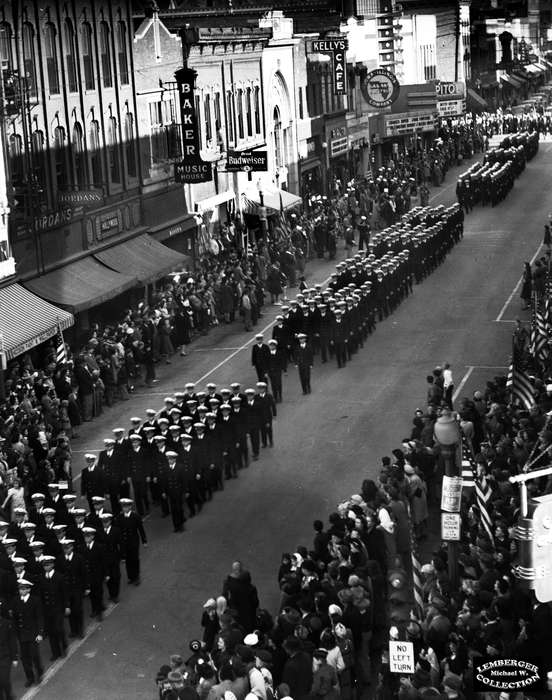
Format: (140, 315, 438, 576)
(21, 145, 552, 700)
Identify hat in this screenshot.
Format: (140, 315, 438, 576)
(181, 434, 193, 441)
(230, 382, 241, 389)
(99, 512, 113, 520)
(185, 382, 195, 389)
(189, 639, 202, 653)
(13, 557, 27, 565)
(120, 498, 133, 506)
(244, 632, 259, 646)
(221, 403, 231, 411)
(167, 671, 183, 683)
(143, 426, 156, 433)
(0, 521, 8, 528)
(231, 397, 242, 403)
(153, 435, 166, 442)
(29, 540, 45, 549)
(92, 496, 104, 504)
(84, 454, 96, 461)
(203, 598, 216, 608)
(166, 451, 178, 458)
(245, 388, 255, 395)
(268, 339, 277, 345)
(328, 603, 342, 616)
(62, 493, 76, 502)
(53, 524, 66, 532)
(31, 493, 45, 501)
(42, 507, 56, 515)
(145, 409, 157, 417)
(17, 579, 33, 588)
(255, 334, 264, 340)
(164, 397, 175, 404)
(206, 383, 216, 390)
(129, 433, 142, 441)
(3, 538, 17, 546)
(41, 555, 56, 563)
(103, 438, 116, 445)
(82, 527, 96, 535)
(256, 382, 267, 388)
(112, 428, 124, 435)
(170, 654, 183, 666)
(130, 417, 141, 423)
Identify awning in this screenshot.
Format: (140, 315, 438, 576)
(94, 234, 187, 285)
(501, 74, 523, 88)
(24, 257, 137, 313)
(525, 63, 543, 74)
(513, 70, 529, 83)
(466, 88, 488, 112)
(0, 283, 74, 360)
(242, 187, 303, 214)
(194, 189, 235, 214)
(536, 62, 548, 72)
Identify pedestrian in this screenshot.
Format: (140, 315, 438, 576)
(520, 261, 532, 310)
(267, 339, 285, 403)
(10, 579, 44, 688)
(0, 604, 18, 700)
(311, 648, 340, 700)
(38, 555, 68, 661)
(443, 362, 454, 409)
(251, 334, 270, 383)
(117, 498, 148, 586)
(294, 334, 313, 395)
(240, 288, 253, 332)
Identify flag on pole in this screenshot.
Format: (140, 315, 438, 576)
(464, 444, 494, 544)
(55, 322, 67, 366)
(506, 340, 535, 409)
(530, 295, 548, 363)
(461, 433, 475, 492)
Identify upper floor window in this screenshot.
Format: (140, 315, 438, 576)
(64, 19, 78, 93)
(236, 89, 244, 140)
(22, 23, 37, 98)
(245, 87, 252, 137)
(81, 22, 95, 90)
(0, 22, 13, 71)
(254, 86, 261, 134)
(44, 23, 60, 95)
(116, 22, 129, 85)
(226, 91, 235, 146)
(99, 22, 112, 88)
(204, 93, 212, 144)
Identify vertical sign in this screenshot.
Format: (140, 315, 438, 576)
(310, 39, 348, 95)
(174, 67, 212, 184)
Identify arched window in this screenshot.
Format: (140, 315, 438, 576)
(99, 22, 112, 88)
(108, 117, 120, 184)
(226, 91, 234, 146)
(64, 19, 78, 93)
(116, 21, 129, 85)
(73, 123, 86, 186)
(124, 113, 136, 178)
(254, 86, 261, 134)
(54, 126, 68, 189)
(81, 22, 94, 90)
(22, 23, 38, 97)
(89, 120, 103, 186)
(245, 87, 252, 137)
(44, 23, 60, 95)
(273, 107, 282, 168)
(31, 130, 47, 198)
(0, 22, 13, 71)
(237, 89, 244, 140)
(8, 133, 23, 182)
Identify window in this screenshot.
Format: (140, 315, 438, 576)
(214, 93, 221, 127)
(54, 126, 68, 189)
(254, 86, 261, 134)
(0, 22, 13, 71)
(44, 23, 60, 95)
(31, 130, 47, 197)
(226, 91, 234, 145)
(64, 20, 78, 93)
(149, 100, 180, 163)
(89, 120, 103, 186)
(116, 21, 129, 85)
(204, 93, 212, 143)
(108, 117, 120, 184)
(237, 89, 244, 140)
(273, 107, 282, 168)
(125, 113, 137, 177)
(99, 22, 112, 88)
(81, 22, 95, 90)
(246, 87, 253, 137)
(72, 123, 86, 187)
(22, 23, 37, 98)
(8, 134, 23, 182)
(194, 96, 202, 148)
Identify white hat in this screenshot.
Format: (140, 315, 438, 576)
(244, 633, 259, 646)
(84, 453, 96, 461)
(328, 604, 342, 616)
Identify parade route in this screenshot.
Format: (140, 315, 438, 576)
(21, 147, 552, 700)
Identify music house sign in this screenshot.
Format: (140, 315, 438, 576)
(174, 67, 212, 184)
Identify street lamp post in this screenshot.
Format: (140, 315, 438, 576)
(257, 184, 267, 240)
(434, 410, 461, 589)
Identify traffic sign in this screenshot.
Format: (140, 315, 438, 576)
(389, 641, 415, 674)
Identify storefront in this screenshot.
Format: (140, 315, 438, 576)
(325, 118, 349, 195)
(300, 136, 323, 202)
(382, 110, 438, 159)
(194, 189, 237, 257)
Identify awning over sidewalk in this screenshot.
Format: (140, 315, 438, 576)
(94, 234, 187, 285)
(242, 187, 303, 215)
(501, 74, 523, 88)
(24, 257, 137, 313)
(0, 283, 74, 360)
(194, 190, 235, 214)
(466, 88, 488, 112)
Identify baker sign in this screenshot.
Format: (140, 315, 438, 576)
(389, 641, 415, 674)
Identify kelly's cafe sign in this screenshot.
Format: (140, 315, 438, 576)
(174, 67, 212, 184)
(309, 38, 348, 95)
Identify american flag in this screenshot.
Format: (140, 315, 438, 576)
(464, 442, 494, 544)
(530, 296, 548, 363)
(506, 340, 535, 409)
(461, 433, 476, 491)
(55, 323, 67, 365)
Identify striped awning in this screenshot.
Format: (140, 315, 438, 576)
(0, 283, 74, 360)
(242, 187, 303, 215)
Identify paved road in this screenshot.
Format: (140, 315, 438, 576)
(20, 148, 552, 700)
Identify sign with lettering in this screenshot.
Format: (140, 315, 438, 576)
(226, 150, 268, 172)
(58, 189, 103, 206)
(384, 111, 437, 136)
(361, 68, 400, 109)
(310, 39, 348, 95)
(174, 66, 211, 184)
(330, 136, 348, 158)
(437, 99, 466, 117)
(441, 475, 463, 512)
(441, 512, 461, 541)
(96, 210, 121, 240)
(389, 641, 415, 674)
(33, 207, 74, 233)
(436, 81, 464, 98)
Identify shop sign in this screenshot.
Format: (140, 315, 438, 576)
(389, 641, 415, 674)
(310, 38, 348, 94)
(174, 66, 211, 184)
(437, 99, 466, 117)
(384, 111, 437, 136)
(96, 211, 121, 240)
(57, 189, 103, 206)
(441, 512, 461, 541)
(361, 68, 400, 109)
(9, 326, 61, 359)
(226, 150, 268, 172)
(33, 207, 75, 233)
(330, 136, 348, 158)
